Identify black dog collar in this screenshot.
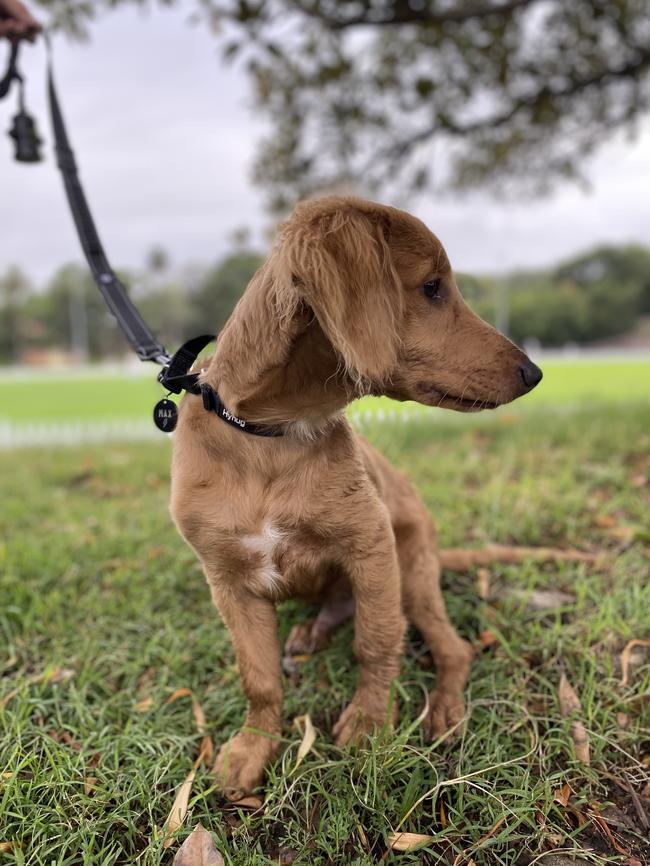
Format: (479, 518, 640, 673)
(200, 384, 284, 438)
(152, 335, 284, 438)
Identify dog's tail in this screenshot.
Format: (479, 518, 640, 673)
(438, 544, 599, 572)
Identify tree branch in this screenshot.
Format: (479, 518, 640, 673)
(287, 0, 538, 30)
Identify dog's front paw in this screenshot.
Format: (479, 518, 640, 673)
(423, 688, 466, 740)
(213, 730, 278, 800)
(333, 691, 395, 747)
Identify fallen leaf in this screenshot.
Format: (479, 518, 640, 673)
(619, 639, 650, 687)
(0, 842, 14, 853)
(163, 765, 198, 848)
(504, 588, 576, 611)
(594, 514, 617, 528)
(554, 783, 572, 807)
(388, 832, 435, 852)
(587, 808, 639, 862)
(558, 674, 590, 765)
(84, 776, 98, 795)
(172, 823, 224, 865)
(477, 568, 490, 600)
(478, 630, 498, 649)
(559, 673, 582, 716)
(293, 714, 317, 768)
(167, 687, 194, 704)
(357, 824, 369, 849)
(617, 712, 629, 729)
(607, 525, 637, 545)
(136, 697, 154, 713)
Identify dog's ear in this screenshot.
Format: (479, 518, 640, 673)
(275, 205, 403, 383)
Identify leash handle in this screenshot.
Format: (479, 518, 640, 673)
(45, 36, 172, 366)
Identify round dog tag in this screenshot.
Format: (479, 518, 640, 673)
(153, 398, 178, 432)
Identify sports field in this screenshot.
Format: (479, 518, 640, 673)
(1, 357, 649, 865)
(1, 357, 648, 425)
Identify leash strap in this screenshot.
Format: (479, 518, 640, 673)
(46, 40, 171, 366)
(0, 42, 19, 99)
(42, 39, 283, 438)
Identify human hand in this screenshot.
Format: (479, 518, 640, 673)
(0, 0, 41, 42)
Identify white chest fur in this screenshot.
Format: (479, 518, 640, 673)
(240, 521, 286, 594)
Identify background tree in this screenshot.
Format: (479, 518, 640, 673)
(191, 250, 264, 335)
(37, 0, 650, 211)
(0, 267, 31, 363)
(555, 244, 650, 313)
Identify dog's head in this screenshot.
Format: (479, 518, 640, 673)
(271, 195, 542, 412)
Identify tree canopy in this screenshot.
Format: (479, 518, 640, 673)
(37, 0, 650, 210)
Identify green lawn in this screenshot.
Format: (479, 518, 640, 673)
(1, 401, 649, 865)
(1, 358, 649, 422)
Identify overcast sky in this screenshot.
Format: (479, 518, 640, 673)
(1, 4, 649, 285)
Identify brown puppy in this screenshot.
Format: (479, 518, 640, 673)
(170, 195, 542, 799)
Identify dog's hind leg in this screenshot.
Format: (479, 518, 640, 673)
(284, 583, 354, 658)
(396, 519, 475, 740)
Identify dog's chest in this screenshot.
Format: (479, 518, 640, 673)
(233, 517, 338, 599)
(239, 521, 286, 595)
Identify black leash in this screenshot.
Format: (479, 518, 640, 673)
(9, 38, 284, 438)
(46, 39, 172, 368)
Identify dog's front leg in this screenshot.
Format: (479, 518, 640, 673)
(209, 583, 283, 799)
(333, 521, 405, 746)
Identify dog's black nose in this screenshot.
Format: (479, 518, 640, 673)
(519, 359, 543, 391)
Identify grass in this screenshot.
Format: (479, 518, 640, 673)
(1, 358, 649, 422)
(1, 401, 650, 865)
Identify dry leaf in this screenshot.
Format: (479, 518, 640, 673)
(163, 766, 198, 848)
(505, 588, 576, 611)
(388, 832, 435, 852)
(607, 525, 637, 544)
(136, 697, 154, 713)
(84, 776, 98, 795)
(477, 568, 490, 600)
(357, 824, 369, 849)
(0, 842, 14, 853)
(594, 514, 617, 528)
(478, 630, 498, 649)
(558, 674, 590, 765)
(554, 783, 572, 807)
(172, 823, 224, 866)
(570, 720, 590, 764)
(293, 714, 317, 768)
(167, 687, 194, 704)
(558, 673, 582, 716)
(617, 712, 629, 729)
(619, 639, 650, 687)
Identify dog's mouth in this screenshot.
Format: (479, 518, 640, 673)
(420, 385, 502, 412)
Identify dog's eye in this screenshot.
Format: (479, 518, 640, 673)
(422, 279, 442, 300)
